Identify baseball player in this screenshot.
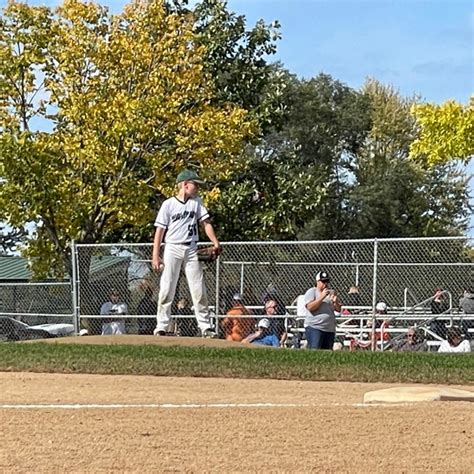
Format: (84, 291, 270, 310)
(152, 169, 221, 337)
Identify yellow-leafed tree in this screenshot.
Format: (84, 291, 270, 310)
(0, 0, 256, 276)
(410, 98, 474, 166)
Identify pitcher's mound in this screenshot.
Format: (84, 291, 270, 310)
(364, 386, 474, 404)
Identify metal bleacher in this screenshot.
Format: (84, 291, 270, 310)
(281, 289, 473, 351)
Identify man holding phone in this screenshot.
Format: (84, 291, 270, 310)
(303, 271, 342, 349)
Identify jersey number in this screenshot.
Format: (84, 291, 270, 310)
(187, 224, 197, 237)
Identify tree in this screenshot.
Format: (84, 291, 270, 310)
(410, 98, 474, 166)
(213, 72, 372, 241)
(344, 80, 470, 238)
(191, 0, 283, 131)
(0, 0, 256, 276)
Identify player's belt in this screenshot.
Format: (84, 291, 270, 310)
(167, 241, 193, 246)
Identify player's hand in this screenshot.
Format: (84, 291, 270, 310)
(152, 257, 163, 272)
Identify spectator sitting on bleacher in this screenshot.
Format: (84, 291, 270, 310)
(366, 302, 391, 340)
(242, 318, 280, 347)
(345, 286, 361, 313)
(349, 301, 390, 350)
(459, 288, 474, 314)
(100, 289, 128, 335)
(262, 284, 287, 315)
(459, 288, 474, 340)
(221, 293, 255, 342)
(438, 326, 471, 353)
(393, 327, 428, 352)
(263, 299, 287, 347)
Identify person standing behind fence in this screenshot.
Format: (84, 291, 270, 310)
(152, 169, 221, 338)
(304, 271, 342, 350)
(100, 289, 128, 335)
(429, 288, 449, 340)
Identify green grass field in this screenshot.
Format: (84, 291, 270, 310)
(0, 342, 472, 384)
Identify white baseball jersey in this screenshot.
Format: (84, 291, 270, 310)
(154, 196, 210, 244)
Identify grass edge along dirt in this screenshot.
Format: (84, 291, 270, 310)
(0, 343, 472, 384)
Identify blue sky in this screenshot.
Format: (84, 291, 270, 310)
(3, 0, 471, 104)
(1, 0, 473, 232)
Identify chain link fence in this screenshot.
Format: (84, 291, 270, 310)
(72, 237, 473, 349)
(2, 237, 470, 346)
(0, 281, 74, 341)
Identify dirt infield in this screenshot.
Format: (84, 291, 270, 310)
(1, 372, 473, 473)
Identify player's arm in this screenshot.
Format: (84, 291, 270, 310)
(201, 218, 221, 250)
(152, 226, 166, 271)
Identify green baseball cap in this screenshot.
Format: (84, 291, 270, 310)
(176, 169, 205, 184)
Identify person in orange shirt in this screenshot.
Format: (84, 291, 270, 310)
(221, 293, 255, 342)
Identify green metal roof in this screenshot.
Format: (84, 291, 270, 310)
(0, 257, 31, 280)
(89, 255, 130, 273)
(0, 255, 130, 281)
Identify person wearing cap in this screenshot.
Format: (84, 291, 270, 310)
(303, 271, 342, 349)
(221, 293, 255, 342)
(99, 288, 128, 335)
(263, 299, 288, 347)
(152, 169, 221, 338)
(242, 318, 280, 347)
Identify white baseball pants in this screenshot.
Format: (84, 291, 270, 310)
(101, 321, 125, 335)
(156, 243, 211, 333)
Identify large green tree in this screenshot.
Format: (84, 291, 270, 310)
(215, 72, 371, 241)
(217, 74, 471, 241)
(190, 0, 283, 131)
(344, 80, 470, 238)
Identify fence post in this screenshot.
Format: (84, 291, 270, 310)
(215, 253, 221, 336)
(70, 240, 80, 334)
(371, 239, 378, 351)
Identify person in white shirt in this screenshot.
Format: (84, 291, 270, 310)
(152, 169, 221, 337)
(438, 326, 471, 353)
(100, 289, 128, 335)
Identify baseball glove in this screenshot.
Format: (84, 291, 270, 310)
(197, 246, 223, 263)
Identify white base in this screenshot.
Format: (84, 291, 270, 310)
(363, 386, 474, 403)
